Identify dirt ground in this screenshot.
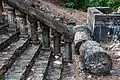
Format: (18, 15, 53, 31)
(38, 0, 87, 25)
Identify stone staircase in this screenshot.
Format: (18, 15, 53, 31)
(26, 50, 52, 80)
(0, 24, 54, 80)
(4, 44, 40, 80)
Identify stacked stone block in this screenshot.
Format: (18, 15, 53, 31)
(88, 7, 120, 42)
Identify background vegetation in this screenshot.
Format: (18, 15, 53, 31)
(64, 0, 120, 11)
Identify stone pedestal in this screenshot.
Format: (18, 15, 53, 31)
(15, 11, 29, 38)
(64, 41, 72, 62)
(26, 15, 31, 37)
(53, 31, 61, 55)
(7, 7, 17, 32)
(30, 22, 39, 44)
(0, 1, 4, 24)
(41, 24, 50, 49)
(16, 17, 26, 37)
(28, 16, 39, 44)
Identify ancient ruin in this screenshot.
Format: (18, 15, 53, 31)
(0, 0, 120, 80)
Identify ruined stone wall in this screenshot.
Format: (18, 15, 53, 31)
(88, 7, 120, 42)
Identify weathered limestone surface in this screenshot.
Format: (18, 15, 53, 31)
(4, 0, 74, 40)
(80, 40, 112, 76)
(73, 26, 91, 54)
(0, 31, 20, 51)
(0, 38, 30, 77)
(73, 26, 112, 76)
(5, 44, 40, 80)
(53, 31, 61, 55)
(88, 7, 120, 42)
(41, 24, 50, 49)
(26, 50, 52, 80)
(0, 24, 8, 34)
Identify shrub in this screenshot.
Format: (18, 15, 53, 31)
(63, 0, 120, 11)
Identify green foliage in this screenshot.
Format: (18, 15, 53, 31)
(82, 0, 110, 10)
(63, 0, 120, 11)
(65, 2, 75, 8)
(0, 76, 3, 80)
(88, 0, 109, 7)
(107, 0, 120, 11)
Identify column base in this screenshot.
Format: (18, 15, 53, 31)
(52, 54, 62, 59)
(30, 40, 40, 45)
(62, 58, 73, 63)
(19, 35, 29, 38)
(8, 28, 17, 33)
(8, 24, 17, 32)
(42, 47, 51, 51)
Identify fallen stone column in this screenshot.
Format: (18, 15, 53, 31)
(73, 26, 91, 54)
(80, 40, 112, 76)
(73, 26, 112, 76)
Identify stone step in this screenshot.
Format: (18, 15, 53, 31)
(46, 55, 62, 80)
(4, 44, 40, 80)
(61, 62, 75, 80)
(0, 38, 30, 77)
(26, 50, 52, 80)
(20, 43, 42, 80)
(0, 31, 20, 51)
(0, 24, 8, 34)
